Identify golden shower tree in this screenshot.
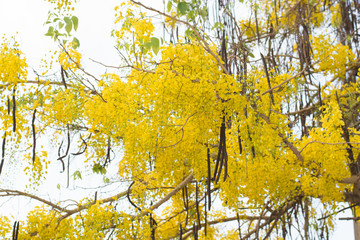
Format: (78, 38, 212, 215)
(1, 0, 360, 239)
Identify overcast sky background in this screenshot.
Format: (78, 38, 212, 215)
(0, 0, 355, 239)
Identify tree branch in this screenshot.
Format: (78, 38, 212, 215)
(0, 189, 67, 212)
(260, 113, 304, 162)
(133, 172, 194, 218)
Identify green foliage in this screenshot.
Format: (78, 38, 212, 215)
(45, 12, 80, 47)
(92, 163, 107, 175)
(150, 37, 160, 54)
(73, 170, 82, 180)
(177, 1, 188, 15)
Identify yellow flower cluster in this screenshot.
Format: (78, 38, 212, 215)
(114, 2, 155, 44)
(13, 203, 123, 239)
(239, 19, 264, 40)
(299, 97, 349, 202)
(0, 216, 11, 238)
(165, 11, 177, 29)
(0, 37, 27, 86)
(84, 42, 237, 183)
(46, 0, 76, 11)
(58, 43, 82, 71)
(45, 87, 86, 125)
(330, 3, 342, 27)
(18, 205, 73, 239)
(312, 34, 355, 78)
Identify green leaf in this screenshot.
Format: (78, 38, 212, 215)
(151, 37, 160, 55)
(64, 17, 72, 34)
(167, 1, 172, 12)
(188, 10, 195, 21)
(64, 16, 71, 24)
(211, 22, 224, 31)
(59, 22, 64, 29)
(185, 28, 194, 38)
(65, 21, 72, 34)
(141, 40, 155, 55)
(200, 6, 207, 19)
(124, 42, 130, 51)
(92, 163, 107, 175)
(144, 41, 152, 50)
(103, 177, 110, 183)
(57, 184, 61, 190)
(73, 170, 82, 180)
(72, 37, 80, 49)
(71, 16, 79, 31)
(45, 26, 54, 37)
(53, 30, 60, 40)
(177, 2, 187, 15)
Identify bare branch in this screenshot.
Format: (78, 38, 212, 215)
(134, 172, 194, 218)
(0, 189, 67, 212)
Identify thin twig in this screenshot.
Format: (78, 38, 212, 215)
(300, 141, 360, 153)
(161, 113, 197, 148)
(317, 204, 356, 221)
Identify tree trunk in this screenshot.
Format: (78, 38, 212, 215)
(354, 209, 360, 240)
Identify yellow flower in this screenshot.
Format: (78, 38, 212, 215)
(58, 42, 82, 71)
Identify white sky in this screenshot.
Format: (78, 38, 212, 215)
(0, 0, 123, 78)
(0, 0, 355, 239)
